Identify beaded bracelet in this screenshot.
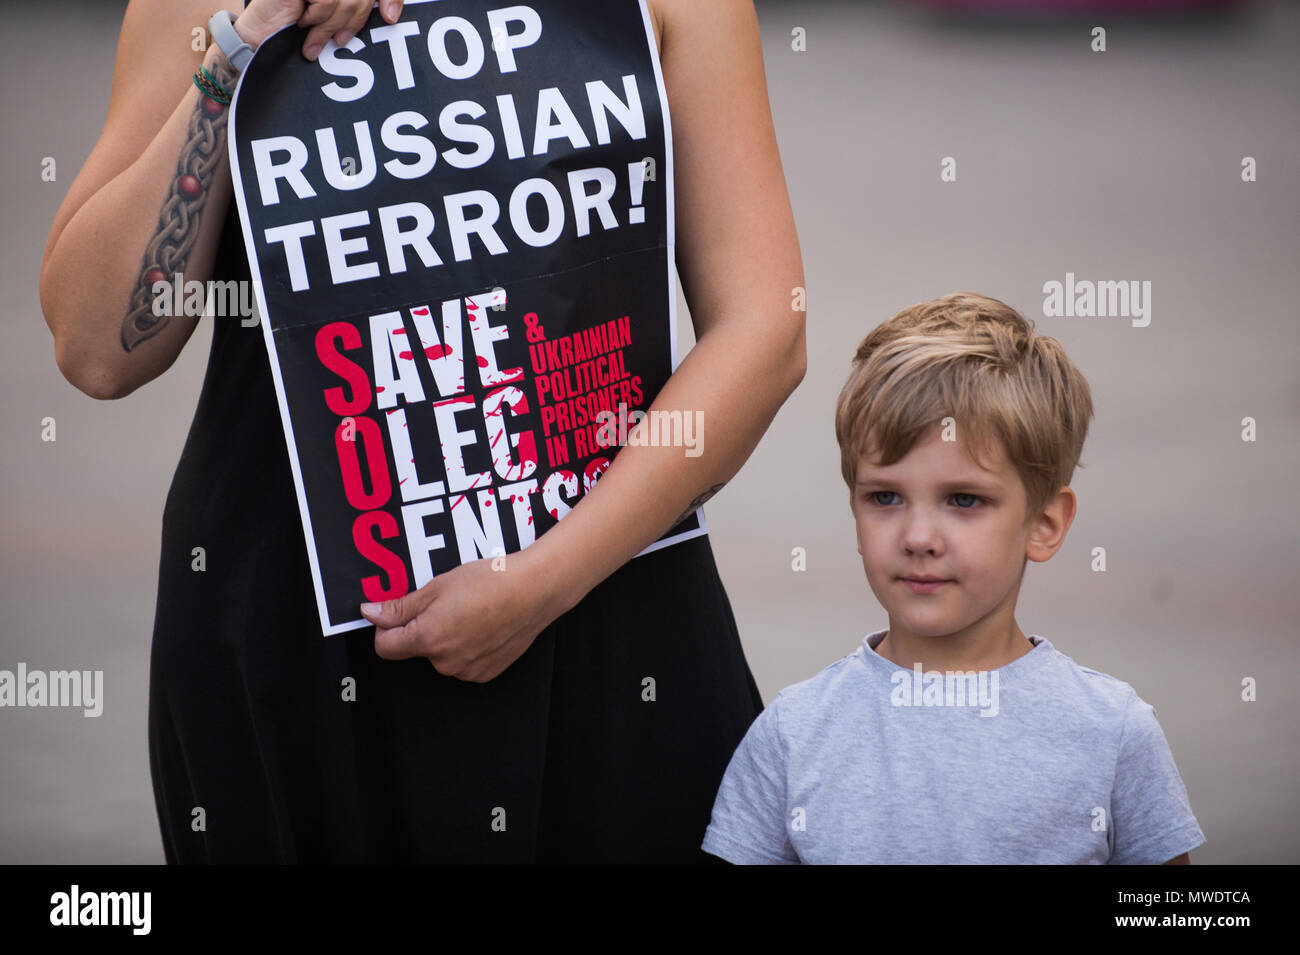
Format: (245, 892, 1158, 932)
(192, 64, 232, 106)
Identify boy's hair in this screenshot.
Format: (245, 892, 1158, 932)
(834, 292, 1094, 523)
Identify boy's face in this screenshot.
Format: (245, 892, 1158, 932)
(852, 429, 1051, 641)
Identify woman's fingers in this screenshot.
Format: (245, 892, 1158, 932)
(300, 0, 374, 60)
(296, 0, 335, 29)
(334, 0, 378, 47)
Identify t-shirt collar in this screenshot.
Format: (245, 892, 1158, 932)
(861, 628, 1053, 677)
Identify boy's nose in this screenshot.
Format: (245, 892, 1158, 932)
(901, 514, 943, 556)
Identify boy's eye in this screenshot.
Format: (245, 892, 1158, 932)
(952, 493, 980, 509)
(869, 491, 898, 506)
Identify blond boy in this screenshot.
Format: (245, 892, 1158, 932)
(702, 292, 1204, 864)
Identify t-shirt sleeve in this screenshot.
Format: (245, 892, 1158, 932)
(1107, 691, 1206, 865)
(700, 699, 799, 865)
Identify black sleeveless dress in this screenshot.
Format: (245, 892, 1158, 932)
(146, 0, 763, 864)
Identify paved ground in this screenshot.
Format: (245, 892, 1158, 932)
(2, 0, 1295, 863)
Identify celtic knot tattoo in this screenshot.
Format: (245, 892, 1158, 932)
(121, 55, 238, 351)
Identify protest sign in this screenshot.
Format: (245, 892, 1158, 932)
(228, 0, 706, 636)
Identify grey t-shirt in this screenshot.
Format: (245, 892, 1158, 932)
(702, 630, 1206, 864)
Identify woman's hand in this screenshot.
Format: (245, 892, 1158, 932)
(362, 545, 566, 682)
(236, 0, 405, 60)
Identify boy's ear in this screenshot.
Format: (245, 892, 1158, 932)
(1026, 486, 1077, 563)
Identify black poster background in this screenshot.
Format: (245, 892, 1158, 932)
(229, 0, 706, 635)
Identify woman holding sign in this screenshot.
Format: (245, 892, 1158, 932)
(40, 0, 805, 863)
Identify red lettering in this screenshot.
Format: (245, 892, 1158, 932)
(316, 321, 372, 415)
(353, 511, 409, 601)
(337, 416, 392, 510)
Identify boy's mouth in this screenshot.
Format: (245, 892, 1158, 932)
(898, 576, 952, 593)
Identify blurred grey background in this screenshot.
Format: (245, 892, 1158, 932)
(2, 0, 1296, 863)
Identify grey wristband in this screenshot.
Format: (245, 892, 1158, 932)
(208, 9, 254, 75)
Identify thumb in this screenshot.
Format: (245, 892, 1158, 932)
(365, 593, 426, 661)
(359, 593, 412, 627)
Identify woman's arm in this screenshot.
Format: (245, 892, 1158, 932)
(38, 0, 398, 400)
(39, 0, 247, 400)
(530, 0, 807, 616)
